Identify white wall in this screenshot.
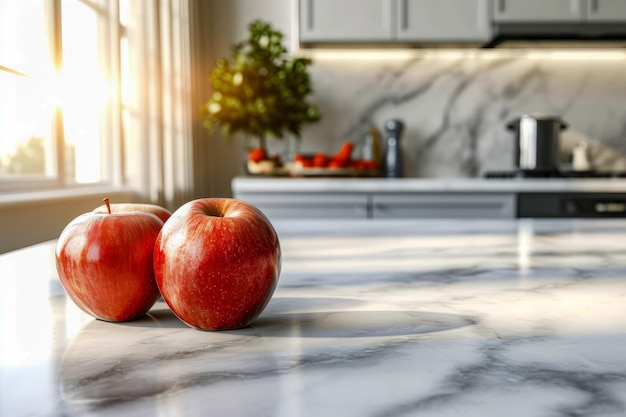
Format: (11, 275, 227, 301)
(0, 188, 136, 254)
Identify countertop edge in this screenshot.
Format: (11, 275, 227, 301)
(232, 176, 626, 194)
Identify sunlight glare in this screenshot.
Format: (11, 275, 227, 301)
(0, 244, 53, 366)
(59, 0, 108, 184)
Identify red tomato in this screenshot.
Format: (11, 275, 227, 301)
(312, 153, 329, 168)
(364, 160, 379, 170)
(248, 148, 267, 163)
(353, 160, 369, 170)
(327, 160, 344, 169)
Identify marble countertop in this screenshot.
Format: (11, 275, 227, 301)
(232, 176, 626, 194)
(2, 218, 626, 416)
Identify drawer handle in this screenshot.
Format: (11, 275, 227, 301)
(306, 0, 313, 29)
(400, 0, 408, 30)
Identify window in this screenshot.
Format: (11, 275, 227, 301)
(0, 0, 204, 254)
(0, 0, 126, 192)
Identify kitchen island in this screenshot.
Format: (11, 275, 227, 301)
(2, 218, 626, 416)
(232, 176, 626, 219)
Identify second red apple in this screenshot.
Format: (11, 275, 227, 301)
(153, 198, 281, 330)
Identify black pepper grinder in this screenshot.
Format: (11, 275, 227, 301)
(384, 119, 404, 178)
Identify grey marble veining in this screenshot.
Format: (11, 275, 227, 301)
(2, 218, 626, 416)
(282, 52, 626, 177)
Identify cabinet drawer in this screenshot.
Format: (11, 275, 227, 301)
(372, 193, 516, 218)
(236, 193, 369, 220)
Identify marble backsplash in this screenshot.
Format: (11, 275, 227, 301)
(285, 51, 626, 178)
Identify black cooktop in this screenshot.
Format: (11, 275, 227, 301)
(484, 170, 626, 179)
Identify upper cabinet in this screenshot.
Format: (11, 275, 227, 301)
(397, 0, 491, 42)
(298, 0, 626, 46)
(299, 0, 492, 44)
(493, 0, 626, 22)
(299, 0, 394, 42)
(586, 0, 626, 21)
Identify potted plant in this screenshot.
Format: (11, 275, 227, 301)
(201, 20, 321, 174)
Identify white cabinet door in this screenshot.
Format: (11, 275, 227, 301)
(586, 0, 626, 21)
(397, 0, 492, 42)
(234, 193, 369, 220)
(493, 0, 584, 22)
(299, 0, 394, 42)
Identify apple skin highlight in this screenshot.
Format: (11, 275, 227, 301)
(153, 198, 281, 331)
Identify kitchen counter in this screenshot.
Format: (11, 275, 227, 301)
(232, 177, 626, 220)
(2, 218, 626, 416)
(232, 176, 626, 194)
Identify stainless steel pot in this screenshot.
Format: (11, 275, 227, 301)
(507, 114, 567, 172)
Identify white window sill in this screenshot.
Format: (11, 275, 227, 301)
(0, 185, 136, 207)
(0, 185, 140, 254)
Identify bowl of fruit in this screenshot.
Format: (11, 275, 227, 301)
(290, 142, 379, 177)
(246, 148, 291, 176)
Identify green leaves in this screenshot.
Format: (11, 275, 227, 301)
(201, 20, 321, 146)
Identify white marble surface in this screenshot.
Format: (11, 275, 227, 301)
(233, 176, 626, 194)
(2, 218, 626, 416)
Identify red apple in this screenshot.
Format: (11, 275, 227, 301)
(93, 202, 171, 223)
(153, 198, 281, 330)
(56, 198, 164, 322)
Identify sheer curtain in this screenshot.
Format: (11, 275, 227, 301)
(124, 0, 211, 211)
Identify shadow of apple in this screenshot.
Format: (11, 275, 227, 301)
(59, 308, 280, 416)
(240, 310, 475, 338)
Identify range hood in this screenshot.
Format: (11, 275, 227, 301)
(484, 22, 626, 48)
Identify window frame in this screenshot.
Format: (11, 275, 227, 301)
(0, 0, 125, 194)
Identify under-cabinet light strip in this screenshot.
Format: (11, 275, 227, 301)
(297, 49, 626, 61)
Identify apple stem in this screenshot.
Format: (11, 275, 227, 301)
(103, 198, 111, 215)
